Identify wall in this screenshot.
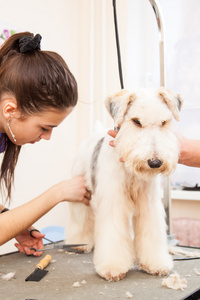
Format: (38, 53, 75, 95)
(75, 0, 128, 141)
(126, 0, 160, 89)
(158, 0, 200, 189)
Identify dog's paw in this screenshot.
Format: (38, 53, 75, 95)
(137, 248, 173, 276)
(139, 263, 171, 276)
(94, 248, 134, 281)
(71, 245, 93, 253)
(98, 270, 126, 282)
(138, 255, 173, 276)
(95, 263, 131, 282)
(65, 238, 94, 254)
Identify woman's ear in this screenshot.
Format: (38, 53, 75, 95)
(2, 99, 20, 120)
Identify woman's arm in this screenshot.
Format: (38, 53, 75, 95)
(0, 175, 91, 246)
(178, 135, 200, 167)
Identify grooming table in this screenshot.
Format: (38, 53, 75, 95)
(0, 246, 199, 300)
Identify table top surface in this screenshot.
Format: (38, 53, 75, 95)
(0, 246, 200, 300)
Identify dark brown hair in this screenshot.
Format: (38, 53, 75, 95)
(0, 32, 78, 202)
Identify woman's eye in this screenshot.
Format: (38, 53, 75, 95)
(132, 118, 141, 127)
(41, 127, 49, 132)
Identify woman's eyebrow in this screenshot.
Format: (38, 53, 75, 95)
(45, 125, 57, 128)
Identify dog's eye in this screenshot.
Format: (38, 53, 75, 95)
(162, 121, 167, 126)
(132, 118, 142, 127)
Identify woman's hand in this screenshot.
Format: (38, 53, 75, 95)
(59, 175, 92, 206)
(107, 129, 124, 162)
(14, 226, 45, 257)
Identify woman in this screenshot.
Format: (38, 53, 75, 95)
(0, 32, 91, 256)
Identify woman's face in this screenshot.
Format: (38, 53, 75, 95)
(7, 107, 73, 146)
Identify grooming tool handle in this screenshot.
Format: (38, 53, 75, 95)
(35, 255, 52, 270)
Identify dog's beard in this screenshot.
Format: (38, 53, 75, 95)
(134, 160, 175, 178)
(117, 152, 178, 179)
(115, 127, 179, 179)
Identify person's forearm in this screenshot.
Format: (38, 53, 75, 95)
(179, 137, 200, 167)
(0, 175, 90, 246)
(0, 185, 61, 246)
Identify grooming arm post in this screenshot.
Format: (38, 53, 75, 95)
(149, 0, 171, 235)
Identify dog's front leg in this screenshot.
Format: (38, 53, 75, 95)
(93, 188, 135, 282)
(133, 180, 173, 276)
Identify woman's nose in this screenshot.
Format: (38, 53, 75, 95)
(41, 130, 52, 140)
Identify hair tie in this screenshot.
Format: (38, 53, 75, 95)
(19, 34, 42, 53)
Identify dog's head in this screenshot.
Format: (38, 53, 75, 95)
(105, 88, 183, 126)
(105, 88, 183, 178)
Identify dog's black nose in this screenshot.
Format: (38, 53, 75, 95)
(148, 158, 163, 169)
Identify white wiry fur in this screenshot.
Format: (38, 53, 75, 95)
(65, 88, 183, 282)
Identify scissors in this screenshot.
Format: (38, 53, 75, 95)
(27, 229, 86, 252)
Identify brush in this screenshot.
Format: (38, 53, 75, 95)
(25, 254, 52, 282)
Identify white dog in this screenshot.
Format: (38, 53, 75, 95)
(65, 88, 183, 282)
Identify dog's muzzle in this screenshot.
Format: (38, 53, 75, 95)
(147, 158, 163, 169)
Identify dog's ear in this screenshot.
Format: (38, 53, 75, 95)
(105, 89, 135, 126)
(158, 87, 183, 121)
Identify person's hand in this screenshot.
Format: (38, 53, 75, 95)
(108, 129, 118, 147)
(14, 226, 45, 257)
(60, 175, 92, 206)
(107, 129, 124, 162)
